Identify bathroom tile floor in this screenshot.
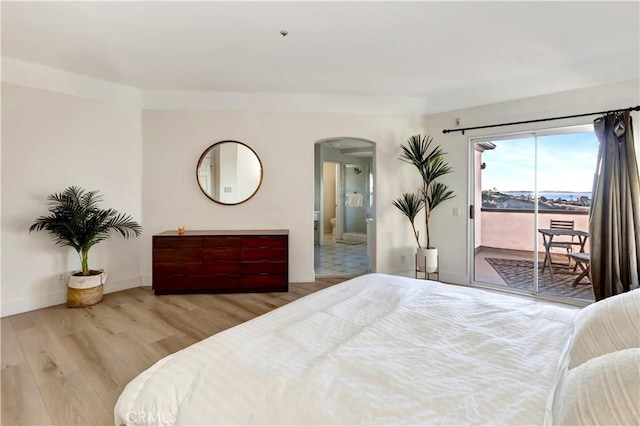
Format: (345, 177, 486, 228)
(314, 234, 370, 277)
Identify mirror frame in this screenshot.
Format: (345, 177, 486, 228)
(196, 140, 264, 205)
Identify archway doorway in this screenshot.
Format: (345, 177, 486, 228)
(314, 137, 376, 277)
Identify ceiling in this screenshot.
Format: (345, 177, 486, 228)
(321, 138, 374, 158)
(2, 1, 639, 113)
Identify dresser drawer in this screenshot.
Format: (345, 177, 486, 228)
(202, 274, 242, 289)
(202, 262, 241, 275)
(203, 237, 242, 248)
(153, 262, 201, 277)
(241, 248, 287, 261)
(242, 236, 287, 249)
(241, 261, 287, 274)
(241, 274, 287, 289)
(153, 275, 202, 290)
(153, 237, 202, 248)
(153, 248, 202, 262)
(203, 247, 241, 261)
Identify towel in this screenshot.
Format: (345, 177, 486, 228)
(347, 193, 364, 207)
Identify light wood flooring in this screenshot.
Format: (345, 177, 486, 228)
(1, 277, 347, 425)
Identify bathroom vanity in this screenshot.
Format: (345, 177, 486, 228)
(152, 230, 288, 294)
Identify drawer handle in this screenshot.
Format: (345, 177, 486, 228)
(259, 246, 270, 249)
(258, 272, 269, 275)
(259, 260, 270, 262)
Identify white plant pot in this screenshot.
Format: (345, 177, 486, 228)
(416, 247, 438, 274)
(67, 270, 107, 289)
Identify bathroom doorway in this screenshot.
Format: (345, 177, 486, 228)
(314, 138, 375, 277)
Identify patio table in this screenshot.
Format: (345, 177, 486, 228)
(538, 228, 589, 280)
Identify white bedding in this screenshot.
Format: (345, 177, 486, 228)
(115, 273, 577, 425)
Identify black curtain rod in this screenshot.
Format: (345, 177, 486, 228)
(442, 105, 640, 135)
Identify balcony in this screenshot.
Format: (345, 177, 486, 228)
(474, 209, 594, 302)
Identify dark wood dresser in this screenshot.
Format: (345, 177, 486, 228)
(152, 230, 288, 295)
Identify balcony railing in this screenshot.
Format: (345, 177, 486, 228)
(478, 209, 589, 252)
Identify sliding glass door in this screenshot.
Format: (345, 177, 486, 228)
(470, 126, 597, 303)
(472, 135, 537, 295)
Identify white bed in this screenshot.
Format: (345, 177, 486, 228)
(115, 273, 640, 425)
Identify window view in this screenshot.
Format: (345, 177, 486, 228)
(473, 128, 597, 303)
(482, 132, 598, 212)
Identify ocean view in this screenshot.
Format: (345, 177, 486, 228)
(505, 191, 591, 201)
(482, 189, 591, 210)
(479, 131, 599, 210)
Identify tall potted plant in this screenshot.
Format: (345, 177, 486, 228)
(29, 186, 142, 307)
(393, 135, 455, 273)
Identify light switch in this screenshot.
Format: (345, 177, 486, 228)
(453, 207, 460, 217)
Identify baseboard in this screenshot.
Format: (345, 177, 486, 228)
(438, 272, 468, 285)
(1, 290, 67, 318)
(1, 275, 141, 318)
(387, 268, 417, 279)
(104, 275, 141, 294)
(290, 269, 315, 283)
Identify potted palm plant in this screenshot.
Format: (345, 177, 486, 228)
(393, 135, 455, 273)
(29, 186, 142, 307)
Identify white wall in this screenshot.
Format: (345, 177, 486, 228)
(140, 110, 424, 284)
(1, 83, 143, 316)
(2, 56, 637, 317)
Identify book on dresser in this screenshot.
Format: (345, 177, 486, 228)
(152, 230, 289, 294)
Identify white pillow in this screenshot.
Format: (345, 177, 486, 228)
(569, 289, 640, 368)
(554, 348, 640, 426)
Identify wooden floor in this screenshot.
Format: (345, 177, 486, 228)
(1, 277, 347, 425)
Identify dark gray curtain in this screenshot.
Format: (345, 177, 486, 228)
(590, 111, 640, 300)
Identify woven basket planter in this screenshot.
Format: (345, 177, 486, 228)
(67, 284, 104, 308)
(66, 270, 106, 308)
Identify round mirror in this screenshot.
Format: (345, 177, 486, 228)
(196, 140, 263, 205)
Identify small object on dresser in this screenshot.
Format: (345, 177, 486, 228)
(178, 226, 185, 235)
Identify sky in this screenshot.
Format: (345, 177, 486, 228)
(481, 131, 599, 193)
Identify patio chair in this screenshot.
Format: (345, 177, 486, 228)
(545, 219, 581, 269)
(566, 252, 591, 287)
